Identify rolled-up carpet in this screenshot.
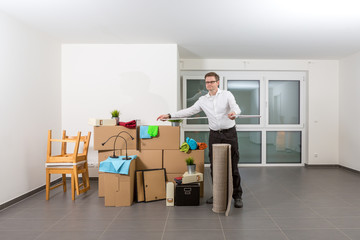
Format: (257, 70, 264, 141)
(212, 144, 233, 216)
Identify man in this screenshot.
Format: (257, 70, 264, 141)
(157, 72, 243, 208)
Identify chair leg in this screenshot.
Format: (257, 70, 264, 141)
(83, 163, 90, 191)
(62, 174, 67, 192)
(71, 173, 75, 201)
(74, 167, 80, 196)
(46, 170, 50, 200)
(81, 172, 90, 192)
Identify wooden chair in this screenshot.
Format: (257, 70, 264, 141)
(45, 130, 91, 200)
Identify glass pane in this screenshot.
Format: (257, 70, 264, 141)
(227, 80, 260, 124)
(238, 131, 261, 164)
(266, 131, 301, 163)
(186, 79, 208, 125)
(185, 131, 262, 164)
(268, 80, 300, 124)
(185, 131, 210, 163)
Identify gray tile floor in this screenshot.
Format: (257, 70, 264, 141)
(1, 167, 360, 240)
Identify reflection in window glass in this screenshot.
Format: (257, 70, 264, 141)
(269, 81, 300, 124)
(238, 131, 261, 163)
(186, 79, 208, 125)
(185, 131, 210, 163)
(185, 131, 262, 164)
(227, 80, 260, 124)
(266, 131, 301, 163)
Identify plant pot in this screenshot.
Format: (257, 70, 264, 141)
(187, 164, 196, 174)
(171, 121, 180, 127)
(112, 117, 119, 125)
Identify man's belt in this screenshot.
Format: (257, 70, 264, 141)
(210, 126, 235, 134)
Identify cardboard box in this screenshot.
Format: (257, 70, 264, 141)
(88, 118, 116, 126)
(163, 150, 204, 174)
(94, 126, 137, 151)
(166, 173, 204, 198)
(103, 159, 135, 207)
(127, 150, 162, 170)
(98, 172, 105, 197)
(98, 150, 124, 197)
(140, 126, 180, 150)
(98, 150, 123, 165)
(182, 171, 204, 184)
(136, 171, 145, 202)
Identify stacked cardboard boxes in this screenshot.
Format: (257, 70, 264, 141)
(93, 125, 205, 206)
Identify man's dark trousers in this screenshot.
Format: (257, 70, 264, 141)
(208, 126, 242, 199)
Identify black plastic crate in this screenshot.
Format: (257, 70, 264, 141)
(175, 183, 200, 206)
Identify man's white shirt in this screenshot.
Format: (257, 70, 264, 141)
(171, 89, 241, 131)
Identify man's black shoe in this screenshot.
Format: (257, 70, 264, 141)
(206, 196, 213, 204)
(234, 198, 243, 208)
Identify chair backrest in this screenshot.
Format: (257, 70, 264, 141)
(46, 130, 91, 163)
(61, 130, 91, 158)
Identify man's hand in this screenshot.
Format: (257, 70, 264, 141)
(228, 111, 236, 120)
(157, 114, 170, 121)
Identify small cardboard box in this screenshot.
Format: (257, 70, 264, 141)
(94, 126, 137, 151)
(140, 126, 180, 150)
(127, 150, 162, 170)
(88, 118, 116, 126)
(182, 171, 204, 184)
(103, 159, 136, 207)
(163, 150, 204, 174)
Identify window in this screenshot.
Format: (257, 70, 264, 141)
(181, 71, 306, 166)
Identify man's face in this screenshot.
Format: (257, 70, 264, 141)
(205, 76, 219, 92)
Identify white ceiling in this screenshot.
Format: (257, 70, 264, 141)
(1, 0, 360, 59)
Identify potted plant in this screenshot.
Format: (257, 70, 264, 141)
(111, 109, 120, 125)
(168, 119, 183, 127)
(185, 156, 196, 174)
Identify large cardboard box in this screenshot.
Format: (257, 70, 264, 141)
(98, 150, 123, 165)
(98, 150, 122, 197)
(103, 159, 136, 207)
(163, 150, 204, 174)
(94, 126, 137, 151)
(140, 126, 180, 150)
(127, 150, 162, 170)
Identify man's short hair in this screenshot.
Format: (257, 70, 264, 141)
(205, 72, 219, 82)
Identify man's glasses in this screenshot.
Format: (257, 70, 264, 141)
(205, 81, 217, 84)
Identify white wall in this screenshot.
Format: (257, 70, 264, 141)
(339, 51, 360, 171)
(61, 44, 179, 166)
(180, 59, 339, 165)
(0, 11, 61, 205)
